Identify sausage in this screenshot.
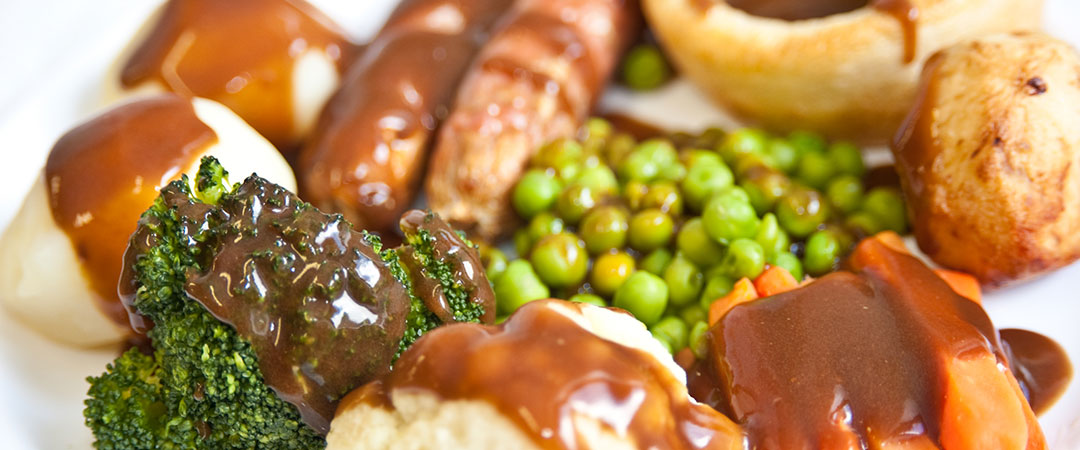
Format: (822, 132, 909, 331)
(425, 0, 639, 239)
(297, 0, 514, 235)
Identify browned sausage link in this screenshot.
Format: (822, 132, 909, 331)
(297, 0, 514, 235)
(425, 0, 639, 239)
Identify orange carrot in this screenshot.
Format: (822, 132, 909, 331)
(708, 278, 758, 326)
(873, 231, 910, 254)
(753, 266, 800, 297)
(935, 269, 982, 304)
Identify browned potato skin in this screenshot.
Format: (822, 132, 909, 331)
(892, 32, 1080, 287)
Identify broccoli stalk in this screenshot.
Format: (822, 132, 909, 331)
(85, 157, 493, 449)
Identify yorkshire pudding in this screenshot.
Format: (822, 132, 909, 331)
(642, 0, 1042, 143)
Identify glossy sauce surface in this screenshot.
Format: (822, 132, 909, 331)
(398, 210, 496, 324)
(1001, 328, 1074, 415)
(722, 0, 918, 62)
(184, 178, 410, 434)
(298, 0, 512, 233)
(45, 94, 214, 325)
(356, 300, 742, 449)
(121, 0, 352, 148)
(704, 238, 1036, 449)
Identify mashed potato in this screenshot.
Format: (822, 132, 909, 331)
(328, 300, 743, 450)
(0, 96, 295, 347)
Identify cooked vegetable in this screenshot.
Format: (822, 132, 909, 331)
(497, 119, 902, 344)
(86, 158, 493, 449)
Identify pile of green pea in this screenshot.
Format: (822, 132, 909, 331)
(481, 118, 908, 356)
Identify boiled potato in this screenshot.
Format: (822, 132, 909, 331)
(892, 32, 1080, 286)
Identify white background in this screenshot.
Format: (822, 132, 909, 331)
(0, 1, 1078, 448)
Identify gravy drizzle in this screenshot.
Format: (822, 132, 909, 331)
(46, 94, 215, 325)
(352, 300, 742, 449)
(720, 0, 919, 63)
(121, 0, 353, 147)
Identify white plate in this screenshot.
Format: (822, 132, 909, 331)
(0, 1, 1078, 449)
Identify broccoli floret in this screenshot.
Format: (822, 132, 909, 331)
(404, 227, 487, 323)
(85, 159, 323, 449)
(363, 232, 438, 357)
(86, 157, 492, 449)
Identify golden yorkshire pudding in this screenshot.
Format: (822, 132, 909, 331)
(893, 32, 1080, 287)
(642, 0, 1043, 143)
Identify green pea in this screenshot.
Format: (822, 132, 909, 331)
(628, 209, 675, 252)
(721, 238, 766, 280)
(775, 188, 829, 238)
(605, 133, 637, 167)
(767, 138, 800, 174)
(514, 229, 532, 258)
(580, 206, 629, 254)
(788, 130, 827, 154)
(734, 152, 779, 177)
(826, 175, 864, 214)
(640, 248, 674, 276)
(495, 260, 550, 314)
(719, 128, 768, 164)
(755, 213, 791, 258)
(621, 44, 671, 91)
(533, 138, 582, 168)
(482, 246, 509, 281)
(845, 211, 882, 236)
(702, 187, 760, 245)
(821, 223, 856, 251)
(623, 180, 649, 211)
(614, 271, 669, 325)
(664, 254, 704, 307)
(689, 321, 710, 359)
(803, 230, 842, 276)
(740, 166, 791, 214)
(658, 162, 687, 182)
(569, 293, 607, 307)
(591, 251, 636, 297)
(679, 304, 707, 326)
(681, 159, 735, 211)
(768, 251, 804, 282)
(513, 169, 562, 219)
(642, 181, 683, 215)
(575, 165, 619, 195)
(530, 233, 588, 288)
(796, 150, 835, 190)
(651, 316, 689, 350)
(862, 187, 908, 233)
(676, 218, 725, 267)
(555, 185, 598, 225)
(827, 141, 865, 177)
(683, 149, 723, 169)
(619, 139, 678, 182)
(528, 212, 565, 244)
(582, 117, 613, 144)
(699, 275, 735, 310)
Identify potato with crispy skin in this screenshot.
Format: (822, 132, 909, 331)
(892, 32, 1080, 286)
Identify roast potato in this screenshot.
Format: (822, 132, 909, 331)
(892, 32, 1080, 286)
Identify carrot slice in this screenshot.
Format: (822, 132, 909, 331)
(708, 278, 758, 326)
(873, 231, 910, 254)
(753, 266, 800, 297)
(935, 269, 982, 304)
(939, 352, 1039, 450)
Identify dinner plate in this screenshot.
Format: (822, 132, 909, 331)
(0, 1, 1077, 448)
